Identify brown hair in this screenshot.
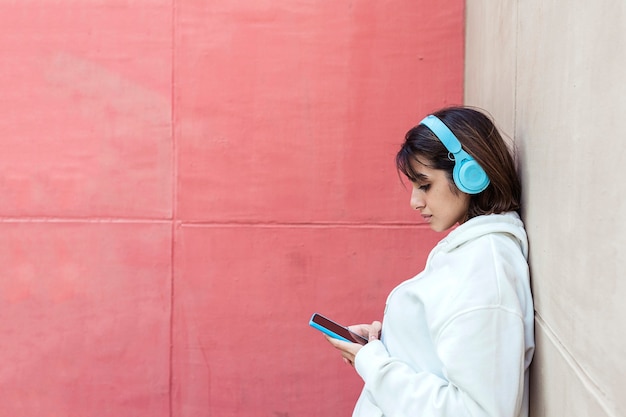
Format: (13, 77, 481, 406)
(396, 106, 521, 218)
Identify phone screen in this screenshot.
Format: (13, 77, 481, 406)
(309, 313, 368, 345)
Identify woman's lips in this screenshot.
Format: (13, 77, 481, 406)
(421, 214, 432, 223)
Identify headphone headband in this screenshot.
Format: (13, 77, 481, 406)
(419, 115, 463, 154)
(418, 114, 490, 194)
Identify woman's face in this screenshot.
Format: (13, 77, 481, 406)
(408, 158, 470, 232)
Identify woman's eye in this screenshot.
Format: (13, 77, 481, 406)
(419, 184, 430, 191)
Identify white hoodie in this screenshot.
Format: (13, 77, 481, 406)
(353, 212, 535, 417)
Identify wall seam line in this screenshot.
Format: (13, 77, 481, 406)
(534, 312, 618, 417)
(176, 222, 434, 229)
(169, 0, 177, 415)
(513, 0, 519, 151)
(0, 218, 172, 223)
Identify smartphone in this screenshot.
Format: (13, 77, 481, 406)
(309, 313, 368, 345)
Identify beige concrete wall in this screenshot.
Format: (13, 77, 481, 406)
(464, 1, 626, 416)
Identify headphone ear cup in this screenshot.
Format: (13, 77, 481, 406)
(454, 159, 490, 194)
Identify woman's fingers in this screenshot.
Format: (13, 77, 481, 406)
(368, 321, 382, 341)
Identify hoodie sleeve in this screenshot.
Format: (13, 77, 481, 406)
(354, 307, 526, 417)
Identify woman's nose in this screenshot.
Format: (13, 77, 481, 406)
(410, 188, 424, 211)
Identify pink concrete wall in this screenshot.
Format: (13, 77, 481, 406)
(0, 1, 463, 416)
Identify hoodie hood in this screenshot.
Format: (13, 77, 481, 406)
(439, 211, 528, 259)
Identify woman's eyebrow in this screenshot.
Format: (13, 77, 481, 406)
(408, 172, 428, 183)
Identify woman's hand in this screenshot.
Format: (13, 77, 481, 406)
(326, 321, 382, 366)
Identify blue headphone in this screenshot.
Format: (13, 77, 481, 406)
(419, 115, 490, 194)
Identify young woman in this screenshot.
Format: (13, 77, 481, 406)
(325, 106, 535, 417)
